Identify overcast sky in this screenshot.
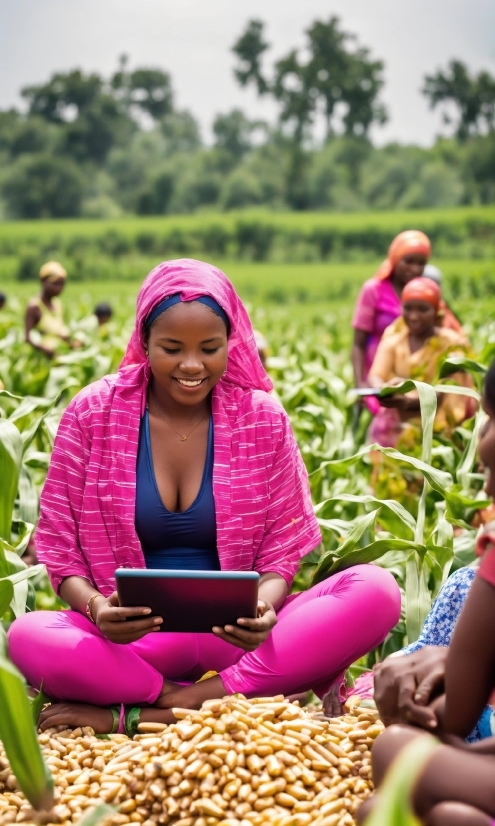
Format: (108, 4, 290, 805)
(1, 0, 495, 146)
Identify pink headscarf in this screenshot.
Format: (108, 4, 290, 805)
(120, 258, 273, 394)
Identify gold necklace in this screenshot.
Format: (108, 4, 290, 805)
(150, 393, 206, 441)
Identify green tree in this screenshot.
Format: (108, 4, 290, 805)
(423, 60, 495, 140)
(22, 70, 103, 123)
(232, 20, 270, 96)
(21, 69, 134, 164)
(232, 17, 387, 144)
(160, 110, 202, 154)
(2, 154, 84, 218)
(213, 109, 266, 158)
(112, 56, 174, 121)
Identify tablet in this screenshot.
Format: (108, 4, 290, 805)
(115, 569, 260, 634)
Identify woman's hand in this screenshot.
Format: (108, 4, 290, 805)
(94, 591, 163, 643)
(374, 646, 447, 729)
(212, 599, 277, 651)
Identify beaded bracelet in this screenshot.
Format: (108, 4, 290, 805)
(109, 706, 120, 734)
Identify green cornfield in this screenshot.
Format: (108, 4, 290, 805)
(0, 233, 494, 819)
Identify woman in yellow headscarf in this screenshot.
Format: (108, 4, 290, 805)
(25, 261, 70, 357)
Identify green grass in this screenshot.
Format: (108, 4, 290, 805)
(3, 257, 494, 313)
(1, 204, 495, 242)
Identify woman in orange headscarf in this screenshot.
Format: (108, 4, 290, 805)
(351, 230, 431, 392)
(367, 277, 471, 447)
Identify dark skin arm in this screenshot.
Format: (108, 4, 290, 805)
(352, 329, 368, 388)
(442, 575, 495, 738)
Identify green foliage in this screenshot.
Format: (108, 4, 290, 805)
(2, 154, 85, 219)
(232, 17, 387, 142)
(0, 206, 494, 274)
(423, 59, 495, 140)
(0, 655, 54, 810)
(1, 26, 495, 218)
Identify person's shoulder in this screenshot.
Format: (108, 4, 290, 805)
(238, 388, 285, 417)
(66, 374, 119, 418)
(224, 386, 287, 431)
(436, 327, 466, 347)
(358, 276, 382, 298)
(379, 326, 407, 349)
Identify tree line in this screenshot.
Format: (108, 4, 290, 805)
(1, 17, 494, 220)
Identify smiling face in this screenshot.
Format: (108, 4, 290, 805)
(402, 299, 437, 337)
(393, 253, 428, 287)
(146, 300, 228, 408)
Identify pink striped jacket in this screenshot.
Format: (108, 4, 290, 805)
(36, 260, 321, 596)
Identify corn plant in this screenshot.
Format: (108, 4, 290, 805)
(0, 390, 61, 810)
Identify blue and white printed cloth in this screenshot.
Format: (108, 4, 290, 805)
(402, 566, 489, 742)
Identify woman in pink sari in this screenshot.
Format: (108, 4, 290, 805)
(352, 230, 431, 393)
(9, 259, 400, 736)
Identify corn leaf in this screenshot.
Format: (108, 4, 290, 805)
(315, 494, 416, 536)
(0, 419, 22, 542)
(0, 579, 14, 617)
(405, 550, 431, 642)
(30, 684, 52, 725)
(0, 654, 53, 810)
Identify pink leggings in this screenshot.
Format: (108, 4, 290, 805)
(8, 565, 400, 706)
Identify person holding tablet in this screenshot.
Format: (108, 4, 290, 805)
(8, 259, 400, 735)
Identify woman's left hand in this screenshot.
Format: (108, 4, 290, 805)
(212, 600, 277, 651)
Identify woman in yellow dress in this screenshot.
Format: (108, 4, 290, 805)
(25, 261, 70, 357)
(367, 276, 472, 448)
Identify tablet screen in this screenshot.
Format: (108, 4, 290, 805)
(115, 568, 260, 634)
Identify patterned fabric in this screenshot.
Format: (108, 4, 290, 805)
(35, 260, 322, 596)
(402, 567, 477, 654)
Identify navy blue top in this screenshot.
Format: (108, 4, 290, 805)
(135, 410, 220, 570)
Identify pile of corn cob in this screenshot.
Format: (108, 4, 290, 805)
(0, 695, 382, 826)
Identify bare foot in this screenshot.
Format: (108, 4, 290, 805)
(38, 702, 113, 733)
(322, 684, 344, 717)
(138, 676, 227, 727)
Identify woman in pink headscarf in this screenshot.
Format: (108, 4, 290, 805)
(9, 260, 400, 735)
(352, 230, 431, 393)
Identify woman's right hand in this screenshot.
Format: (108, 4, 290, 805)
(93, 591, 163, 643)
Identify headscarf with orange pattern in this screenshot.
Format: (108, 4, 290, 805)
(401, 276, 441, 312)
(374, 230, 431, 282)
